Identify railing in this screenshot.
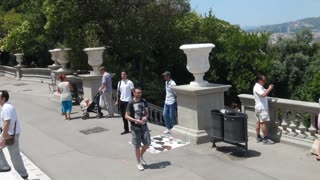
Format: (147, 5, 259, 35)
(111, 89, 165, 126)
(0, 65, 52, 83)
(0, 65, 16, 78)
(20, 68, 51, 80)
(148, 103, 164, 126)
(238, 94, 320, 146)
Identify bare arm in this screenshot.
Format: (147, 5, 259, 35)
(98, 83, 106, 92)
(2, 120, 10, 138)
(262, 84, 274, 97)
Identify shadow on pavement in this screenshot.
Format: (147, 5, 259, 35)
(216, 146, 261, 158)
(145, 161, 171, 169)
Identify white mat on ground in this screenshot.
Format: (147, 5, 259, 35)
(129, 134, 190, 154)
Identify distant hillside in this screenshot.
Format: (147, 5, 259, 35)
(246, 17, 320, 33)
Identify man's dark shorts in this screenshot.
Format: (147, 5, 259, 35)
(131, 124, 151, 148)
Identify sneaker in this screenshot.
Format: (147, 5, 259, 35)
(106, 115, 114, 118)
(140, 157, 147, 165)
(263, 138, 275, 145)
(163, 129, 171, 134)
(137, 163, 144, 171)
(256, 137, 263, 143)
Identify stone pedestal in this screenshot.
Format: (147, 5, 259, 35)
(79, 74, 102, 101)
(15, 66, 22, 80)
(172, 83, 231, 144)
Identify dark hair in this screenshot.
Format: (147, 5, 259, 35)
(133, 86, 142, 92)
(0, 90, 9, 102)
(256, 75, 266, 82)
(121, 70, 127, 74)
(58, 74, 66, 81)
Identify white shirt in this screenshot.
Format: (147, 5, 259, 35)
(117, 79, 134, 102)
(0, 102, 21, 135)
(58, 81, 72, 101)
(253, 83, 268, 110)
(165, 79, 176, 105)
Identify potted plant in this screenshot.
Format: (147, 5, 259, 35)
(83, 22, 105, 76)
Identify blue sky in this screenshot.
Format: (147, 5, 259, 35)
(190, 0, 320, 27)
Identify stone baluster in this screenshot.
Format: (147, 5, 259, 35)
(152, 109, 158, 124)
(297, 112, 307, 139)
(159, 112, 163, 125)
(274, 108, 280, 126)
(280, 109, 289, 134)
(288, 111, 298, 136)
(307, 113, 317, 140)
(149, 109, 154, 122)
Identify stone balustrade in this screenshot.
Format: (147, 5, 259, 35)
(0, 65, 16, 78)
(148, 103, 164, 126)
(0, 65, 51, 83)
(239, 94, 320, 147)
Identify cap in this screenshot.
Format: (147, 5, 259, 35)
(162, 71, 171, 76)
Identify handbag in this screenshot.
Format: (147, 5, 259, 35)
(5, 121, 16, 146)
(99, 92, 106, 109)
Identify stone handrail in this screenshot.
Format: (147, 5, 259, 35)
(148, 103, 164, 125)
(20, 68, 51, 80)
(111, 89, 164, 126)
(0, 65, 52, 83)
(238, 94, 320, 147)
(0, 65, 16, 78)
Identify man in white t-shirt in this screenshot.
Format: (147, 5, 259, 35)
(162, 71, 177, 134)
(115, 71, 134, 135)
(0, 90, 28, 179)
(253, 75, 274, 144)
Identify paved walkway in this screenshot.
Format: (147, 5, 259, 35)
(0, 76, 319, 180)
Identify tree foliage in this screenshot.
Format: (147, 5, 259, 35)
(1, 1, 319, 105)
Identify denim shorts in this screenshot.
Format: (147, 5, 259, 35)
(131, 125, 151, 148)
(62, 101, 72, 113)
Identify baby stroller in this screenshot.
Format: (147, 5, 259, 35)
(81, 92, 103, 120)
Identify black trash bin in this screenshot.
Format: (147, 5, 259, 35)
(208, 110, 224, 140)
(223, 112, 247, 143)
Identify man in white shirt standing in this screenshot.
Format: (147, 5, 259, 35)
(253, 75, 274, 144)
(162, 71, 177, 134)
(115, 71, 134, 135)
(0, 90, 28, 179)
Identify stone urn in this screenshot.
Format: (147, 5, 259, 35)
(48, 49, 61, 67)
(14, 53, 25, 67)
(180, 43, 215, 87)
(83, 47, 105, 75)
(56, 48, 71, 72)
